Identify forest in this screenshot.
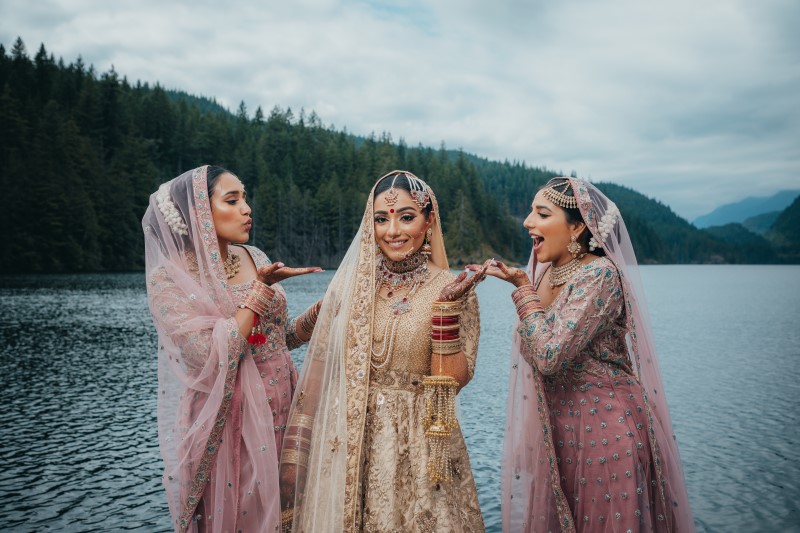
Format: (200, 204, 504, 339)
(1, 38, 796, 274)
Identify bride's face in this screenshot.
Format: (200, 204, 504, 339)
(210, 172, 252, 245)
(373, 189, 431, 262)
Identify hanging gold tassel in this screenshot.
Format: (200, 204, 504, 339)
(422, 374, 459, 483)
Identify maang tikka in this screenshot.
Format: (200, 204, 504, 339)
(380, 171, 432, 210)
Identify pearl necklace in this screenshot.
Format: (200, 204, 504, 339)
(223, 252, 241, 279)
(549, 256, 585, 289)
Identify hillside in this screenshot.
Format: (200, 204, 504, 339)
(0, 37, 796, 272)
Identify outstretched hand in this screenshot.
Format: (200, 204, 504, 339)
(436, 258, 492, 302)
(257, 263, 324, 286)
(466, 259, 532, 288)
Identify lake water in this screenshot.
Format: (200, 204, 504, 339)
(1, 266, 798, 532)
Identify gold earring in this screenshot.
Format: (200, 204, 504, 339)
(566, 235, 582, 258)
(421, 228, 433, 257)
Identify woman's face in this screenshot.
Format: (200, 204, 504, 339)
(523, 190, 582, 265)
(210, 172, 252, 245)
(373, 188, 431, 262)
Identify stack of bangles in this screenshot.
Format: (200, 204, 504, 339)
(280, 412, 314, 469)
(297, 300, 322, 337)
(511, 285, 544, 321)
(240, 279, 275, 345)
(431, 300, 463, 355)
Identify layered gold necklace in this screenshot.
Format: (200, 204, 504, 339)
(371, 252, 430, 369)
(549, 255, 585, 288)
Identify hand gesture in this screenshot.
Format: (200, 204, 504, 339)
(466, 259, 531, 288)
(436, 259, 492, 302)
(257, 263, 323, 286)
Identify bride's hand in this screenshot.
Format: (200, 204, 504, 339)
(257, 263, 324, 285)
(436, 259, 492, 302)
(466, 260, 531, 288)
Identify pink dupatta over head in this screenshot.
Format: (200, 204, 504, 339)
(501, 178, 694, 532)
(143, 166, 280, 532)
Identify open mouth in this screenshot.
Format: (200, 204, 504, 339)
(385, 240, 407, 249)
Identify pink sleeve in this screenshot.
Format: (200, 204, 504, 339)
(517, 262, 624, 375)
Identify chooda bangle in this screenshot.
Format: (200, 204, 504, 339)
(242, 280, 276, 345)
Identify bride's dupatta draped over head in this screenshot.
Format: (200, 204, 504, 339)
(280, 171, 448, 531)
(143, 166, 280, 533)
(501, 178, 694, 532)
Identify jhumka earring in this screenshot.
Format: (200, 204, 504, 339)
(421, 228, 433, 257)
(567, 235, 582, 258)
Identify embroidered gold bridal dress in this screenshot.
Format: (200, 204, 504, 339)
(362, 270, 485, 532)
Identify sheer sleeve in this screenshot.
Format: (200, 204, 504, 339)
(460, 290, 480, 380)
(516, 261, 624, 375)
(148, 265, 245, 383)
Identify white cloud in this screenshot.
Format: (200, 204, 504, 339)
(1, 0, 797, 219)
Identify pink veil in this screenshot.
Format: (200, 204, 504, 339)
(500, 178, 694, 531)
(143, 166, 280, 532)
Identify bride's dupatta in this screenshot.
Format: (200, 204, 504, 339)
(279, 172, 448, 531)
(144, 166, 280, 533)
(501, 178, 694, 532)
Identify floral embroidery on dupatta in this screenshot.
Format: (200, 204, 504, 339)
(176, 166, 247, 532)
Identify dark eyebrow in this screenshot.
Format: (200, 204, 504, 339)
(222, 190, 243, 197)
(534, 204, 552, 212)
(374, 206, 418, 216)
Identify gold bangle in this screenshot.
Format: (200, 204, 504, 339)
(280, 448, 309, 467)
(432, 300, 464, 313)
(289, 413, 315, 430)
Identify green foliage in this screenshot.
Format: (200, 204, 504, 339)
(0, 38, 520, 273)
(1, 38, 795, 273)
(767, 196, 800, 262)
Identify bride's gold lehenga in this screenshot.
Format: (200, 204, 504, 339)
(362, 270, 484, 531)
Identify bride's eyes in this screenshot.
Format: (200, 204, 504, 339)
(401, 214, 415, 222)
(374, 216, 388, 223)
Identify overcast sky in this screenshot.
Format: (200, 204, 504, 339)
(2, 0, 798, 219)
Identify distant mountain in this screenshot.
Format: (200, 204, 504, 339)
(742, 211, 781, 235)
(693, 190, 800, 228)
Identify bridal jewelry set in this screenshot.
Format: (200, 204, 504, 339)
(370, 251, 431, 370)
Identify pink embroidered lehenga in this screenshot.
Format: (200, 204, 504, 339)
(501, 179, 695, 532)
(143, 166, 309, 533)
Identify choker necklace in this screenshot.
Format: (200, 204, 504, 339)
(549, 255, 585, 289)
(223, 252, 241, 279)
(377, 251, 430, 298)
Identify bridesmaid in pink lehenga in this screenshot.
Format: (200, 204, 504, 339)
(143, 165, 322, 532)
(471, 178, 695, 532)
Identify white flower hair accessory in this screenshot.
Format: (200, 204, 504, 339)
(156, 183, 189, 236)
(589, 203, 619, 251)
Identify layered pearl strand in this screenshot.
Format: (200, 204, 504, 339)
(371, 251, 430, 369)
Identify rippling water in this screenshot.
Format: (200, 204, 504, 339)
(1, 266, 798, 532)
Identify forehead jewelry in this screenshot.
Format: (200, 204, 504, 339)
(384, 174, 400, 206)
(542, 179, 577, 209)
(405, 172, 431, 210)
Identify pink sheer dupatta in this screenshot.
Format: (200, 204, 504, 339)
(501, 178, 694, 532)
(143, 166, 280, 533)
